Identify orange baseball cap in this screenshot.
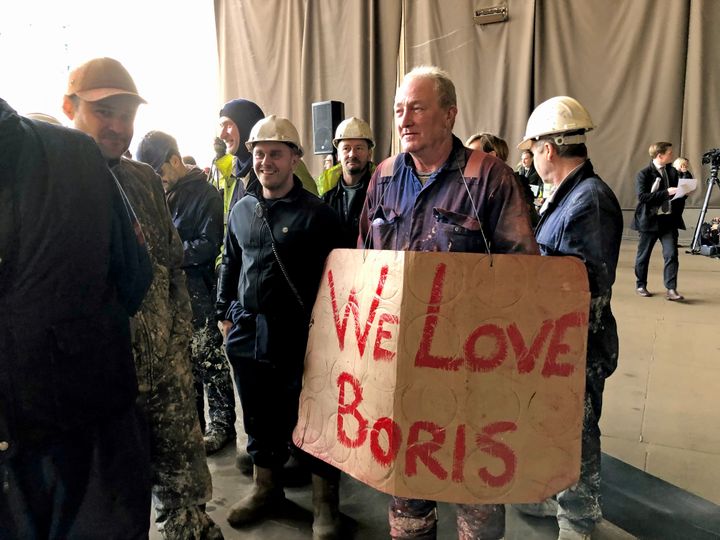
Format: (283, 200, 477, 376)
(66, 57, 146, 103)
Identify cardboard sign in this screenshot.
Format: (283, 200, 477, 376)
(293, 249, 589, 504)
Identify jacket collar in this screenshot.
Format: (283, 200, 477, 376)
(248, 175, 304, 203)
(537, 160, 594, 224)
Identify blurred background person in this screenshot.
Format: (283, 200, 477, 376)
(673, 156, 693, 178)
(137, 130, 236, 456)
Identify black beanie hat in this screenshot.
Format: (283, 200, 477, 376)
(136, 130, 179, 172)
(219, 99, 264, 159)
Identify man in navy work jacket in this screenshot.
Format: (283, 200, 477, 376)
(516, 96, 623, 540)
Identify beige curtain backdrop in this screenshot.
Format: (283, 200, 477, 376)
(216, 0, 720, 209)
(682, 0, 720, 208)
(401, 0, 536, 164)
(214, 0, 401, 174)
(533, 0, 692, 209)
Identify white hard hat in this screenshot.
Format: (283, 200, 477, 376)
(332, 117, 375, 148)
(246, 115, 304, 156)
(518, 96, 595, 150)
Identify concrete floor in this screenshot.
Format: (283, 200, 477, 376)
(151, 236, 720, 539)
(599, 238, 720, 505)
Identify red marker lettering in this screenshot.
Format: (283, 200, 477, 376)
(542, 311, 586, 378)
(507, 319, 554, 374)
(373, 313, 398, 361)
(475, 421, 517, 487)
(370, 417, 402, 467)
(336, 372, 368, 448)
(452, 424, 466, 483)
(415, 263, 462, 371)
(464, 323, 507, 372)
(405, 421, 447, 480)
(328, 266, 389, 357)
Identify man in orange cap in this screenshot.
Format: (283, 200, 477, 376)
(63, 57, 222, 539)
(0, 96, 153, 539)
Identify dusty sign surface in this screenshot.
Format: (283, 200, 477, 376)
(293, 249, 589, 504)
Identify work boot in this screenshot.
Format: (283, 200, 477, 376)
(227, 466, 285, 526)
(312, 473, 341, 540)
(204, 426, 234, 455)
(236, 449, 253, 476)
(283, 450, 311, 487)
(514, 497, 558, 517)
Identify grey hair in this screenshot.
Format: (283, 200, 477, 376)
(401, 65, 457, 109)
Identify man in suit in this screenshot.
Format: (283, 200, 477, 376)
(631, 141, 686, 301)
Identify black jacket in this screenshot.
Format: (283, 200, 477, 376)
(321, 168, 372, 248)
(632, 161, 686, 232)
(217, 177, 340, 322)
(0, 99, 152, 453)
(166, 167, 223, 324)
(217, 178, 340, 360)
(167, 167, 223, 269)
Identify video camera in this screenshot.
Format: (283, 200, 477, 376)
(701, 148, 720, 167)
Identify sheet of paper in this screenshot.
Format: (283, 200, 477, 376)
(672, 177, 697, 200)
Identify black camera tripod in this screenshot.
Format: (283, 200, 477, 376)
(688, 156, 720, 254)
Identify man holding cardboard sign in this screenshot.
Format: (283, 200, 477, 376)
(358, 66, 539, 540)
(518, 96, 623, 540)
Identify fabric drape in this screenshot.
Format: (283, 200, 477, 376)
(216, 0, 720, 209)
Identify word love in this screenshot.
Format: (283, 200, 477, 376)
(329, 262, 586, 377)
(336, 372, 517, 487)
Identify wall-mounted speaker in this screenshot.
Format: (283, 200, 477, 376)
(312, 100, 345, 155)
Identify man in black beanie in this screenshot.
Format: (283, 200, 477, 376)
(217, 99, 266, 220)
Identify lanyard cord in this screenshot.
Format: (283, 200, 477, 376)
(255, 202, 305, 310)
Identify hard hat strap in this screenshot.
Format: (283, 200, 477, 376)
(552, 133, 586, 146)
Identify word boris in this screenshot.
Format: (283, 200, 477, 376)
(336, 372, 517, 487)
(328, 262, 586, 377)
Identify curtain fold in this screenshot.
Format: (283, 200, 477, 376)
(682, 0, 720, 207)
(401, 0, 536, 161)
(215, 0, 402, 175)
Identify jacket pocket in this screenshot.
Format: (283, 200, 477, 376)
(433, 207, 486, 252)
(370, 206, 399, 249)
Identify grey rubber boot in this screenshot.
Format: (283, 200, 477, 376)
(227, 466, 284, 526)
(311, 473, 341, 540)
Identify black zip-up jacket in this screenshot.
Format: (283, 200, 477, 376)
(216, 177, 340, 324)
(166, 167, 223, 323)
(322, 167, 372, 248)
(167, 167, 223, 269)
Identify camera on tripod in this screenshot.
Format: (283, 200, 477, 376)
(701, 148, 720, 168)
(689, 148, 720, 256)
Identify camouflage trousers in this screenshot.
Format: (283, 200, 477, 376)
(389, 498, 504, 539)
(134, 337, 216, 538)
(190, 321, 236, 435)
(557, 374, 606, 535)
